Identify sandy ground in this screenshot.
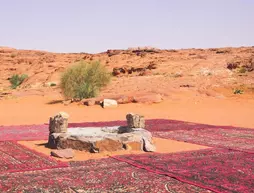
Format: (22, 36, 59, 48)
(1, 94, 254, 128)
(18, 138, 208, 162)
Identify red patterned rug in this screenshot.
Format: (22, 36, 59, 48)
(112, 148, 254, 193)
(70, 120, 254, 153)
(0, 124, 48, 141)
(152, 126, 254, 153)
(0, 141, 67, 174)
(1, 120, 253, 153)
(0, 157, 211, 193)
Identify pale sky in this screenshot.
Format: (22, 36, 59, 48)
(0, 0, 253, 53)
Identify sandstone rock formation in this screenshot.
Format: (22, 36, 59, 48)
(112, 63, 157, 76)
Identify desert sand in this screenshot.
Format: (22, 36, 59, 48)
(0, 94, 254, 128)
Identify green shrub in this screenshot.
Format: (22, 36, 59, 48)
(9, 74, 28, 89)
(60, 60, 111, 100)
(50, 83, 57, 87)
(233, 89, 244, 95)
(238, 67, 247, 73)
(10, 53, 16, 58)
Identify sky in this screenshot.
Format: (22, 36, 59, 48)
(0, 0, 253, 53)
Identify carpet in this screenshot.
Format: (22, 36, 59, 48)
(1, 120, 253, 153)
(0, 121, 127, 141)
(112, 148, 254, 193)
(0, 124, 48, 141)
(70, 119, 254, 153)
(152, 127, 254, 153)
(0, 141, 67, 174)
(0, 157, 211, 193)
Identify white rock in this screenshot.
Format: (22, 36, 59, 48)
(103, 99, 118, 108)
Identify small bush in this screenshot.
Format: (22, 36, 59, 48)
(50, 83, 57, 87)
(10, 53, 16, 58)
(233, 89, 244, 95)
(238, 67, 247, 73)
(9, 74, 28, 89)
(60, 60, 111, 100)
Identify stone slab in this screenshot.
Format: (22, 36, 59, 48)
(48, 126, 155, 153)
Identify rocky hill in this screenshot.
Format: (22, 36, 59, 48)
(1, 46, 254, 100)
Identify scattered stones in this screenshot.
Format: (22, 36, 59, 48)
(102, 99, 118, 108)
(180, 84, 194, 88)
(48, 112, 69, 134)
(227, 62, 239, 70)
(126, 113, 145, 128)
(50, 148, 74, 159)
(227, 56, 254, 72)
(112, 63, 157, 76)
(80, 97, 103, 106)
(79, 93, 163, 107)
(107, 49, 122, 57)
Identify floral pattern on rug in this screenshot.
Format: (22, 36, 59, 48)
(0, 141, 67, 174)
(113, 148, 254, 193)
(0, 157, 210, 193)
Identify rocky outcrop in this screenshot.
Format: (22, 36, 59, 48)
(227, 56, 254, 72)
(112, 63, 157, 76)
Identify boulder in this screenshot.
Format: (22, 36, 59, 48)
(49, 112, 69, 134)
(126, 113, 145, 128)
(103, 99, 118, 108)
(51, 148, 74, 159)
